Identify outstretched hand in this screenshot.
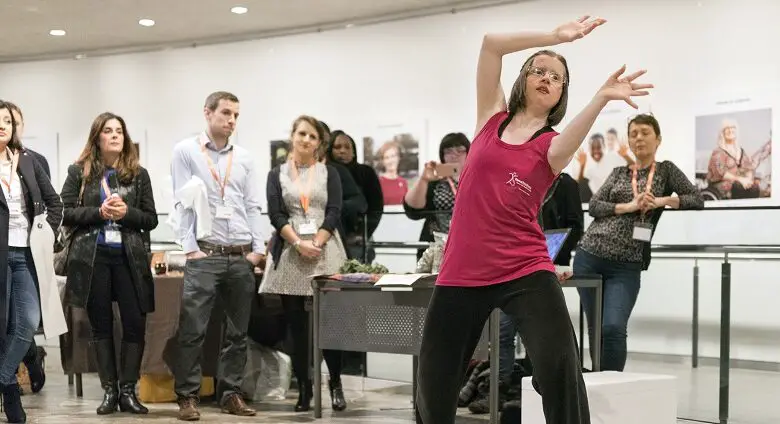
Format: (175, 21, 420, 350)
(597, 65, 654, 109)
(553, 15, 607, 43)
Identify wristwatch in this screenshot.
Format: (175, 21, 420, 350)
(293, 240, 301, 249)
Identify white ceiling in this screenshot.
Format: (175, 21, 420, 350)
(0, 0, 523, 63)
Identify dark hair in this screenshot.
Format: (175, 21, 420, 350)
(628, 114, 661, 138)
(589, 133, 604, 147)
(204, 91, 239, 111)
(438, 132, 471, 162)
(507, 50, 570, 126)
(606, 128, 618, 135)
(76, 112, 140, 183)
(0, 100, 23, 151)
(327, 129, 356, 163)
(5, 101, 22, 122)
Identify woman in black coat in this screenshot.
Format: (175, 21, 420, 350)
(0, 100, 62, 423)
(61, 112, 158, 415)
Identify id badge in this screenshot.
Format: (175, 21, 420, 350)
(215, 205, 234, 220)
(632, 222, 653, 242)
(297, 219, 318, 236)
(105, 229, 122, 244)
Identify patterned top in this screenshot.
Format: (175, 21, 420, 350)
(260, 162, 347, 296)
(430, 178, 458, 233)
(579, 161, 703, 263)
(706, 147, 755, 199)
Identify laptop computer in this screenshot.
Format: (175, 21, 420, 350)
(544, 228, 571, 262)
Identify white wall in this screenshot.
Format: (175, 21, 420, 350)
(3, 0, 780, 365)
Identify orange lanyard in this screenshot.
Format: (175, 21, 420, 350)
(632, 162, 656, 197)
(0, 148, 18, 194)
(199, 136, 234, 200)
(289, 161, 316, 215)
(446, 177, 457, 196)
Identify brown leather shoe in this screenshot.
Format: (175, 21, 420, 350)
(221, 393, 256, 416)
(177, 396, 200, 421)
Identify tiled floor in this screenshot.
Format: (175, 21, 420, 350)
(14, 346, 778, 423)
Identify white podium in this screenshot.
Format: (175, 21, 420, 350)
(521, 372, 677, 424)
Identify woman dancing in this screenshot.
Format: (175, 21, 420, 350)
(414, 16, 653, 424)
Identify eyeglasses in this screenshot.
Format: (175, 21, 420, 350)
(528, 66, 566, 85)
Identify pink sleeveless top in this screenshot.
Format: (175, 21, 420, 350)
(436, 111, 558, 287)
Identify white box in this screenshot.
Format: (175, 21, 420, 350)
(521, 371, 677, 424)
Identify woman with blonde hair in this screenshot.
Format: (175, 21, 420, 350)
(262, 115, 349, 412)
(706, 118, 760, 199)
(61, 112, 158, 415)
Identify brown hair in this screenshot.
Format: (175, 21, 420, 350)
(204, 91, 239, 111)
(290, 115, 326, 144)
(4, 101, 22, 122)
(375, 140, 401, 172)
(628, 114, 661, 138)
(76, 112, 140, 183)
(506, 50, 570, 126)
(0, 100, 23, 151)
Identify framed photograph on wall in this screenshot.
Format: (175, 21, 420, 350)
(361, 120, 427, 209)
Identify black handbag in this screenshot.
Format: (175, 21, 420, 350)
(53, 175, 85, 276)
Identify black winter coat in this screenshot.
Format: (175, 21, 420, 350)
(61, 164, 158, 313)
(0, 151, 62, 336)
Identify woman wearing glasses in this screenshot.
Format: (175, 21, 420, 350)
(413, 15, 655, 424)
(574, 114, 703, 372)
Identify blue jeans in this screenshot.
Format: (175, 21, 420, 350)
(498, 311, 517, 384)
(0, 248, 41, 385)
(573, 248, 641, 372)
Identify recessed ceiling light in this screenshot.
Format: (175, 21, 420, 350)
(49, 29, 66, 36)
(138, 19, 155, 27)
(231, 6, 248, 14)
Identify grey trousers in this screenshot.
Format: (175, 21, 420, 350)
(172, 254, 255, 403)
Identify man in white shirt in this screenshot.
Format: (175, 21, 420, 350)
(169, 91, 266, 421)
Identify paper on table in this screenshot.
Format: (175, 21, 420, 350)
(374, 273, 431, 286)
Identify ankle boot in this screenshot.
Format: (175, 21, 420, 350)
(22, 344, 45, 394)
(93, 339, 119, 415)
(1, 382, 26, 423)
(294, 380, 312, 412)
(118, 342, 148, 414)
(328, 377, 347, 411)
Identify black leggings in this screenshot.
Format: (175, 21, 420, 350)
(86, 245, 146, 344)
(415, 270, 589, 424)
(280, 295, 342, 384)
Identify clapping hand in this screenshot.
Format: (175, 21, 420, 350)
(553, 15, 607, 43)
(597, 65, 654, 109)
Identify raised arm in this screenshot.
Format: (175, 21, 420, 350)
(477, 16, 606, 134)
(548, 65, 653, 173)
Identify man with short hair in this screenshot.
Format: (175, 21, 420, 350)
(7, 101, 49, 395)
(170, 91, 265, 420)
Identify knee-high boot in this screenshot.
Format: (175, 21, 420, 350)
(93, 339, 119, 415)
(118, 342, 148, 414)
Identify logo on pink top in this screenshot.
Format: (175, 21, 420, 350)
(505, 172, 531, 196)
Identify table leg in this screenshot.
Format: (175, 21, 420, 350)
(412, 355, 418, 407)
(75, 373, 83, 397)
(579, 305, 585, 369)
(489, 309, 500, 424)
(692, 259, 700, 369)
(313, 288, 322, 418)
(593, 281, 603, 372)
(719, 259, 731, 424)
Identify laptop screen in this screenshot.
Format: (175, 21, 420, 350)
(544, 229, 571, 261)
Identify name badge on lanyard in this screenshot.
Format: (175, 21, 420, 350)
(200, 137, 235, 220)
(101, 176, 123, 244)
(290, 162, 318, 235)
(632, 162, 656, 242)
